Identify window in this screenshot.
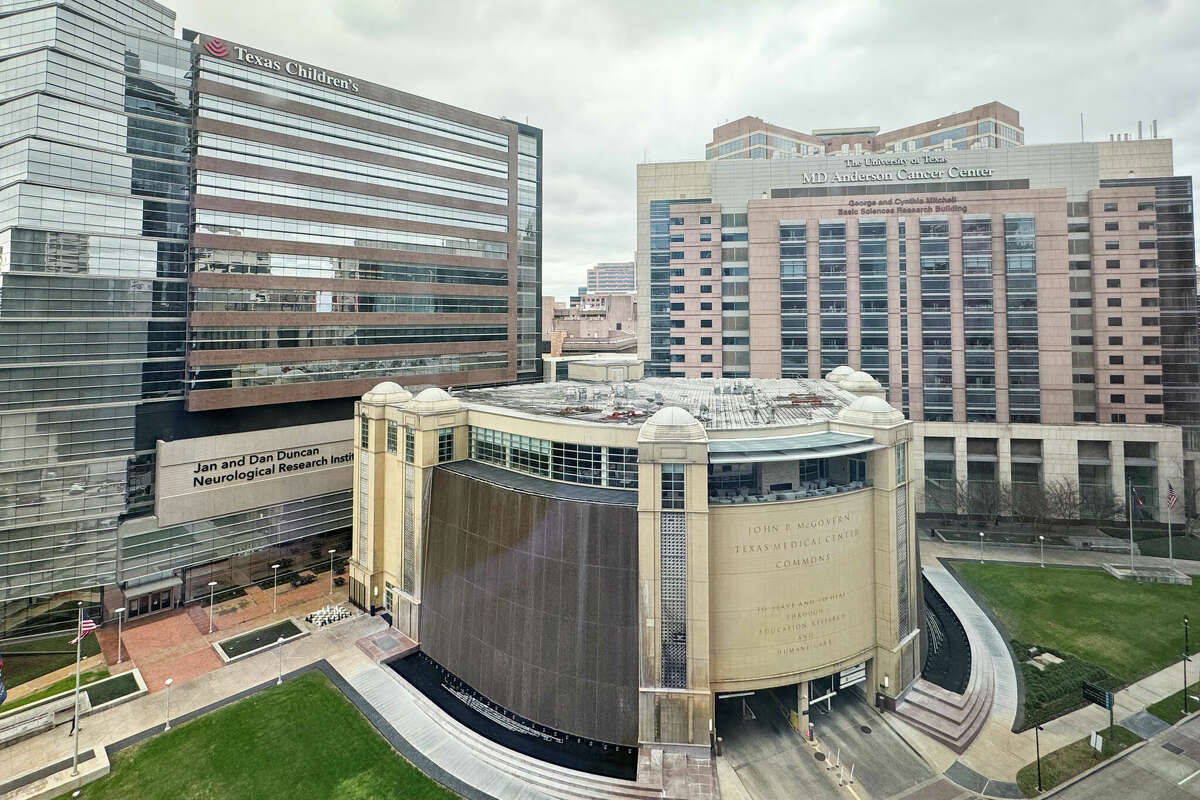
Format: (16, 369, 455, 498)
(700, 354, 713, 363)
(700, 216, 711, 224)
(1141, 297, 1159, 307)
(896, 441, 907, 484)
(1110, 375, 1125, 384)
(1111, 394, 1125, 403)
(1106, 279, 1121, 288)
(669, 320, 684, 328)
(700, 336, 712, 345)
(404, 428, 415, 463)
(1137, 201, 1155, 211)
(1108, 317, 1122, 326)
(670, 337, 684, 345)
(1111, 413, 1127, 423)
(359, 417, 369, 447)
(700, 267, 712, 276)
(670, 286, 684, 294)
(1106, 259, 1120, 268)
(1109, 355, 1124, 365)
(1104, 221, 1119, 231)
(1144, 355, 1161, 365)
(1140, 259, 1157, 269)
(670, 251, 683, 260)
(701, 371, 713, 378)
(1146, 394, 1163, 404)
(1145, 374, 1162, 384)
(1105, 241, 1119, 250)
(1139, 241, 1157, 249)
(670, 302, 684, 311)
(701, 319, 713, 328)
(1138, 221, 1155, 230)
(661, 464, 685, 509)
(1140, 278, 1158, 288)
(700, 285, 713, 293)
(437, 428, 454, 462)
(1143, 336, 1160, 346)
(1142, 316, 1159, 326)
(1147, 414, 1163, 423)
(1107, 298, 1121, 307)
(386, 420, 398, 453)
(700, 250, 712, 259)
(670, 234, 684, 243)
(669, 217, 684, 225)
(700, 233, 712, 242)
(700, 302, 713, 310)
(1103, 202, 1118, 212)
(1108, 336, 1123, 345)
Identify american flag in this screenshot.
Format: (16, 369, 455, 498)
(70, 618, 97, 645)
(1168, 483, 1179, 510)
(1132, 485, 1144, 509)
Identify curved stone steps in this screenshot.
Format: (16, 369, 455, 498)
(893, 622, 995, 754)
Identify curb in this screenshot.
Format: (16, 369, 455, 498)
(1039, 738, 1146, 798)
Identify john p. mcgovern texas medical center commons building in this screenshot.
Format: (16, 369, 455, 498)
(352, 361, 917, 775)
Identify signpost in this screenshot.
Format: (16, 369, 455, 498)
(1083, 681, 1115, 730)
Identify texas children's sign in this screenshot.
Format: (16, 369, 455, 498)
(201, 36, 361, 93)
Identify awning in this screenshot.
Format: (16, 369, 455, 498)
(708, 432, 882, 464)
(123, 575, 182, 598)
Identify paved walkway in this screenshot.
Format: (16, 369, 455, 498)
(921, 535, 1200, 575)
(0, 614, 384, 794)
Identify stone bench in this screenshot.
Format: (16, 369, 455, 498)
(0, 691, 91, 748)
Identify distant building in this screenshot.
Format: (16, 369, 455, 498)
(586, 261, 636, 293)
(543, 293, 637, 360)
(706, 102, 1023, 160)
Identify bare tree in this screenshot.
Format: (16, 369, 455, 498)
(967, 480, 1012, 527)
(1045, 477, 1082, 522)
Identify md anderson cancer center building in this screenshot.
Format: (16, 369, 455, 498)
(352, 361, 917, 770)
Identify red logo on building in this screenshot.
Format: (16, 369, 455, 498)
(205, 39, 229, 57)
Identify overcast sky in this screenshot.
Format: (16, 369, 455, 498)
(173, 0, 1200, 299)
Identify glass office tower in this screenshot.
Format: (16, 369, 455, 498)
(0, 0, 191, 620)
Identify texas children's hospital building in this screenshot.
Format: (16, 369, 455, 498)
(0, 0, 541, 631)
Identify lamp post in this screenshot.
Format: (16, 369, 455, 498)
(164, 678, 173, 731)
(328, 549, 337, 595)
(206, 580, 217, 634)
(1034, 724, 1045, 792)
(1185, 616, 1191, 715)
(1038, 535, 1045, 568)
(978, 531, 985, 564)
(276, 636, 285, 685)
(271, 564, 281, 614)
(114, 607, 126, 664)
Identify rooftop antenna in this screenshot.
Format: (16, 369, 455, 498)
(1080, 112, 1084, 142)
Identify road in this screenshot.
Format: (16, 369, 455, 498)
(1054, 713, 1200, 799)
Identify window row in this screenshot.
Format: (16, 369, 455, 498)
(468, 426, 638, 488)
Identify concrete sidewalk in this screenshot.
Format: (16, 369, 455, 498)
(0, 614, 387, 796)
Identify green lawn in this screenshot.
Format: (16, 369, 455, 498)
(61, 671, 457, 800)
(952, 563, 1200, 685)
(1, 633, 102, 688)
(1147, 680, 1200, 726)
(1015, 725, 1142, 797)
(218, 620, 302, 658)
(0, 668, 108, 715)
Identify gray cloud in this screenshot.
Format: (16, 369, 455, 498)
(174, 0, 1199, 298)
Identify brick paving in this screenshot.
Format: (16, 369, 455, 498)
(120, 611, 220, 694)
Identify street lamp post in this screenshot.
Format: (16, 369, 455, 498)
(276, 636, 285, 685)
(978, 531, 985, 564)
(1185, 616, 1191, 715)
(1034, 724, 1044, 792)
(271, 564, 281, 614)
(164, 678, 173, 731)
(206, 580, 218, 634)
(114, 607, 126, 664)
(1038, 535, 1045, 568)
(328, 549, 337, 595)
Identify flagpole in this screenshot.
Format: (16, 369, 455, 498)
(71, 600, 81, 776)
(1129, 479, 1135, 573)
(1169, 500, 1174, 568)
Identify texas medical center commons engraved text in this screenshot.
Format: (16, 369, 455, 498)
(710, 502, 874, 681)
